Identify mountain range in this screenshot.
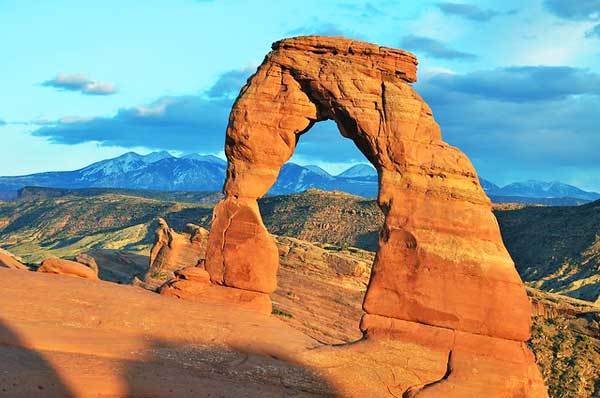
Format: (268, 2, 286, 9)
(0, 151, 598, 205)
(480, 178, 600, 202)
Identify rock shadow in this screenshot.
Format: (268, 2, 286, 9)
(122, 338, 338, 397)
(0, 319, 74, 397)
(0, 318, 337, 397)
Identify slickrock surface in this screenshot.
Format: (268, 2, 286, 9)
(0, 269, 546, 397)
(145, 218, 208, 288)
(0, 248, 28, 270)
(37, 257, 99, 280)
(202, 36, 546, 396)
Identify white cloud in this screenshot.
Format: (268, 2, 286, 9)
(42, 73, 117, 96)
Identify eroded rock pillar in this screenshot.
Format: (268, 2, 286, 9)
(204, 61, 321, 309)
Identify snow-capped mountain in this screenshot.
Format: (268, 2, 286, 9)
(479, 178, 500, 194)
(480, 178, 600, 203)
(337, 164, 377, 178)
(303, 165, 333, 178)
(497, 180, 600, 201)
(0, 152, 598, 204)
(0, 152, 228, 194)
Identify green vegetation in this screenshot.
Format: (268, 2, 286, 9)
(530, 316, 600, 398)
(0, 192, 212, 264)
(272, 306, 294, 318)
(495, 201, 600, 302)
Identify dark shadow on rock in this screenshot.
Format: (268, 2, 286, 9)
(0, 319, 74, 397)
(89, 248, 150, 284)
(122, 338, 338, 398)
(354, 231, 378, 252)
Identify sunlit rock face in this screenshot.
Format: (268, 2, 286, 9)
(37, 257, 98, 280)
(145, 218, 208, 288)
(203, 36, 547, 397)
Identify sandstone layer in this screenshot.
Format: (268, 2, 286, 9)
(37, 257, 99, 280)
(145, 218, 208, 288)
(203, 36, 546, 396)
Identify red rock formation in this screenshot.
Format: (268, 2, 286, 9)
(0, 248, 28, 270)
(37, 258, 98, 280)
(202, 36, 547, 396)
(73, 253, 98, 273)
(145, 218, 208, 286)
(160, 266, 272, 314)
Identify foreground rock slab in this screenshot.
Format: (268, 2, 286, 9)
(0, 269, 545, 397)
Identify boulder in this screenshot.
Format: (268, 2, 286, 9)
(202, 36, 547, 396)
(37, 258, 98, 280)
(73, 253, 98, 273)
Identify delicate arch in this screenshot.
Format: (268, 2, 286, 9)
(205, 36, 531, 342)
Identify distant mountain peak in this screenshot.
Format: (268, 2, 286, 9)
(337, 164, 377, 178)
(142, 151, 174, 163)
(304, 165, 332, 177)
(182, 153, 227, 165)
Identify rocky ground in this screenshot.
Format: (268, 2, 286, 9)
(5, 233, 600, 397)
(1, 188, 600, 396)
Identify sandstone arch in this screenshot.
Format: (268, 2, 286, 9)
(203, 36, 547, 396)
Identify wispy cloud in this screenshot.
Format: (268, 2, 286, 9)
(400, 35, 477, 60)
(42, 73, 117, 95)
(543, 0, 600, 21)
(206, 67, 255, 98)
(30, 68, 250, 154)
(435, 2, 501, 21)
(427, 66, 600, 102)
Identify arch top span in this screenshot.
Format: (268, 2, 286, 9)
(271, 35, 418, 83)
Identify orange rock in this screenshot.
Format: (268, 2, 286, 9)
(205, 197, 278, 294)
(37, 258, 98, 280)
(160, 266, 272, 315)
(202, 35, 546, 396)
(146, 218, 209, 285)
(207, 35, 530, 337)
(0, 248, 28, 270)
(359, 314, 547, 397)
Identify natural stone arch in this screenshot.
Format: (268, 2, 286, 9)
(205, 35, 529, 339)
(201, 36, 547, 397)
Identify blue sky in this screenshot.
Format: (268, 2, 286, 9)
(1, 0, 600, 189)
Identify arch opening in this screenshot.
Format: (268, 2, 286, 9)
(262, 119, 384, 343)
